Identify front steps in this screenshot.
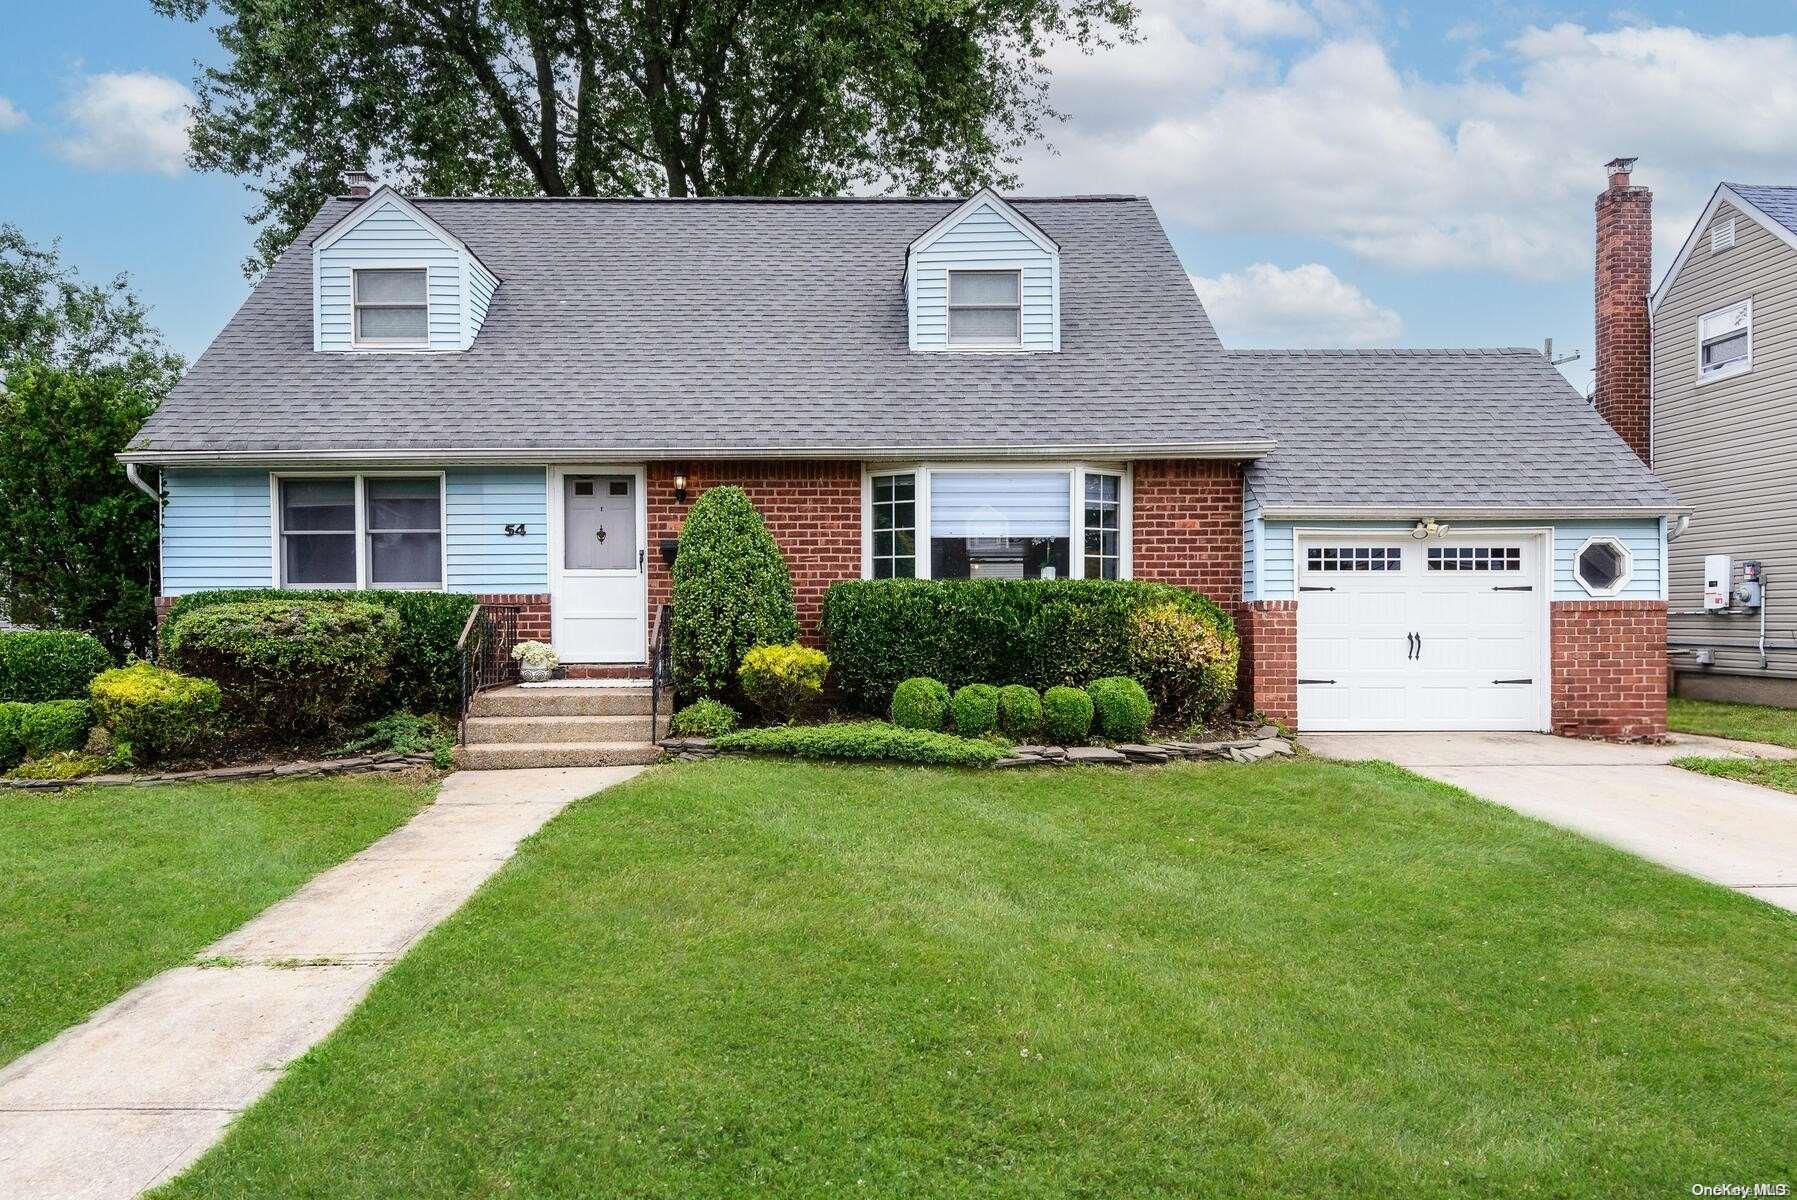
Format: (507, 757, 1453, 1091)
(460, 684, 668, 769)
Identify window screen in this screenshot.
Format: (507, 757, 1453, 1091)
(947, 270, 1022, 346)
(366, 477, 442, 586)
(354, 268, 428, 343)
(281, 478, 357, 586)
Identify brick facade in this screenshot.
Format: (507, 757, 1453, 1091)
(1594, 159, 1653, 464)
(1550, 600, 1668, 739)
(1131, 459, 1244, 604)
(646, 460, 862, 645)
(1234, 600, 1297, 725)
(475, 592, 551, 643)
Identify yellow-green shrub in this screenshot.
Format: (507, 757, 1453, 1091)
(1130, 602, 1239, 726)
(89, 662, 220, 763)
(737, 643, 829, 723)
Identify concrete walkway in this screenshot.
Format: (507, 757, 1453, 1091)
(0, 765, 642, 1200)
(1307, 731, 1797, 913)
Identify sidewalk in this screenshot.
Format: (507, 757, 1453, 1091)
(0, 765, 643, 1200)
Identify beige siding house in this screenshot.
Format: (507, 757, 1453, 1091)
(1651, 186, 1797, 702)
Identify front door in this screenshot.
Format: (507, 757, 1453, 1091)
(552, 470, 645, 662)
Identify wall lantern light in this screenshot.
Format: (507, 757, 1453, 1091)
(673, 471, 689, 504)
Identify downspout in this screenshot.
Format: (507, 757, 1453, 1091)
(126, 463, 163, 619)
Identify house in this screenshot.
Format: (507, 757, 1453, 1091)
(1631, 166, 1797, 704)
(122, 175, 1679, 740)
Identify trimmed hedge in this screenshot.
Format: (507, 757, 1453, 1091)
(1087, 676, 1153, 742)
(951, 683, 1001, 738)
(0, 631, 111, 702)
(714, 721, 1002, 768)
(739, 642, 829, 723)
(997, 685, 1042, 739)
(164, 599, 400, 734)
(1042, 686, 1094, 744)
(890, 677, 951, 731)
(158, 589, 478, 717)
(0, 699, 93, 772)
(671, 487, 799, 700)
(822, 580, 1238, 719)
(671, 698, 740, 738)
(90, 662, 220, 763)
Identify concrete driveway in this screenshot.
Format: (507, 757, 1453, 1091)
(1305, 731, 1797, 914)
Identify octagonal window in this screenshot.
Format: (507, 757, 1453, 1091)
(1574, 537, 1632, 597)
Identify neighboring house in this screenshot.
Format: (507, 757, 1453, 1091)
(123, 178, 1679, 737)
(1630, 170, 1797, 704)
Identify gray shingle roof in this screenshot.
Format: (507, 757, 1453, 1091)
(1728, 184, 1797, 238)
(130, 195, 1268, 459)
(1235, 348, 1680, 513)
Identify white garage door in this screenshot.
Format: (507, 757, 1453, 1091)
(1296, 534, 1547, 732)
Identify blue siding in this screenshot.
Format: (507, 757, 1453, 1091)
(161, 470, 273, 594)
(1252, 518, 1663, 600)
(467, 258, 498, 337)
(445, 468, 548, 592)
(910, 201, 1057, 351)
(1241, 487, 1260, 601)
(316, 197, 466, 351)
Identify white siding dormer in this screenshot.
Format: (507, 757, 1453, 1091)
(906, 188, 1059, 352)
(312, 187, 500, 352)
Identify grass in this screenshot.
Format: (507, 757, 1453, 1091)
(1668, 695, 1797, 747)
(157, 759, 1794, 1199)
(1673, 755, 1797, 795)
(0, 776, 432, 1065)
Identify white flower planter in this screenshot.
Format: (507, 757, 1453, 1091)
(519, 663, 553, 683)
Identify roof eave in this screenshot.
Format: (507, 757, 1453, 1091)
(1258, 502, 1690, 520)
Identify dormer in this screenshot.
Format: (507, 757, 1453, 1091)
(906, 188, 1060, 352)
(310, 186, 499, 352)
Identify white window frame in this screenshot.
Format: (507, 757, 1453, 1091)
(1572, 535, 1634, 598)
(271, 470, 449, 591)
(859, 463, 1131, 581)
(945, 269, 1023, 350)
(1696, 298, 1752, 385)
(351, 267, 431, 349)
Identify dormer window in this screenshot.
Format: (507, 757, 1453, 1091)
(353, 269, 429, 347)
(948, 270, 1022, 348)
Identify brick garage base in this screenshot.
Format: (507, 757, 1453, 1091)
(1551, 600, 1668, 738)
(1234, 600, 1297, 725)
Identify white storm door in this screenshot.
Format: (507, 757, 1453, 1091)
(552, 469, 646, 663)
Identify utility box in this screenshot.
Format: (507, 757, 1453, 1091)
(1738, 559, 1764, 610)
(1704, 555, 1733, 612)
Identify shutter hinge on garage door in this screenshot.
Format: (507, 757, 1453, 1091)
(1491, 585, 1533, 591)
(1299, 585, 1335, 592)
(1297, 678, 1336, 685)
(1492, 678, 1534, 685)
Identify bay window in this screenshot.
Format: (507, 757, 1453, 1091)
(865, 466, 1127, 581)
(278, 474, 444, 589)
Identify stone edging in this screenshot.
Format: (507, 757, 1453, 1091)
(0, 751, 438, 791)
(658, 728, 1297, 768)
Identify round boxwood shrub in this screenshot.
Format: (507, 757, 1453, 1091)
(671, 697, 739, 738)
(671, 487, 800, 701)
(163, 599, 400, 734)
(1041, 685, 1094, 744)
(738, 642, 829, 723)
(0, 630, 111, 703)
(997, 684, 1042, 739)
(1086, 676, 1153, 742)
(89, 662, 220, 764)
(0, 699, 94, 772)
(1130, 602, 1239, 727)
(889, 676, 951, 731)
(951, 683, 1002, 738)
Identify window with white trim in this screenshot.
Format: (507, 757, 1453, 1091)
(1427, 546, 1521, 572)
(1574, 537, 1632, 597)
(353, 268, 429, 346)
(870, 472, 917, 579)
(947, 270, 1021, 347)
(1083, 473, 1122, 580)
(1698, 299, 1751, 382)
(279, 475, 443, 588)
(1306, 546, 1401, 572)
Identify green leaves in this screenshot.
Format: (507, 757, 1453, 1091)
(154, 0, 1138, 271)
(670, 486, 799, 700)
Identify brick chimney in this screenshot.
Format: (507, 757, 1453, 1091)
(343, 169, 377, 199)
(1594, 156, 1652, 463)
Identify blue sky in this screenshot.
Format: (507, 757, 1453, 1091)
(4, 1, 1795, 393)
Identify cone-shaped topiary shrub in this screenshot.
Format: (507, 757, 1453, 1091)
(671, 487, 799, 700)
(1086, 676, 1153, 742)
(1041, 685, 1094, 744)
(951, 683, 1001, 737)
(890, 676, 951, 731)
(997, 684, 1042, 739)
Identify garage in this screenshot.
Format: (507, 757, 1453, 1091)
(1296, 532, 1549, 732)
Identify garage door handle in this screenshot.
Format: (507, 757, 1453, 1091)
(1493, 678, 1534, 685)
(1407, 632, 1417, 659)
(1492, 585, 1533, 592)
(1414, 632, 1422, 659)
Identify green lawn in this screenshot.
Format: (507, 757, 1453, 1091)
(0, 777, 432, 1065)
(1674, 755, 1797, 795)
(158, 759, 1793, 1199)
(1668, 695, 1797, 747)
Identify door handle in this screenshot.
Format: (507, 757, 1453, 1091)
(1415, 632, 1422, 660)
(639, 548, 646, 571)
(1406, 632, 1417, 660)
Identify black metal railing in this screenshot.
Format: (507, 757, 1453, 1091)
(649, 603, 672, 745)
(456, 602, 526, 742)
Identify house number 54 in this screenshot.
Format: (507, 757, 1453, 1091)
(503, 523, 527, 537)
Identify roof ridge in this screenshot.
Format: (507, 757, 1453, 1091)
(347, 193, 1146, 205)
(1226, 347, 1545, 357)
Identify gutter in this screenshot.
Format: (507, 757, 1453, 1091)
(124, 462, 161, 503)
(1257, 503, 1692, 521)
(118, 440, 1279, 468)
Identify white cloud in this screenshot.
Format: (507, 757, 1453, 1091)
(1191, 261, 1401, 345)
(1023, 14, 1797, 280)
(0, 97, 25, 131)
(56, 72, 193, 176)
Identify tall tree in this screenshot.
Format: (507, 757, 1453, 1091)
(0, 226, 182, 656)
(153, 0, 1137, 273)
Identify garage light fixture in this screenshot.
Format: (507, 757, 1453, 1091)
(1411, 518, 1450, 540)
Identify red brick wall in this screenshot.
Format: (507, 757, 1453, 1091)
(1594, 168, 1653, 464)
(1235, 600, 1297, 725)
(1551, 600, 1667, 738)
(646, 461, 862, 644)
(1131, 460, 1244, 604)
(475, 592, 551, 643)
